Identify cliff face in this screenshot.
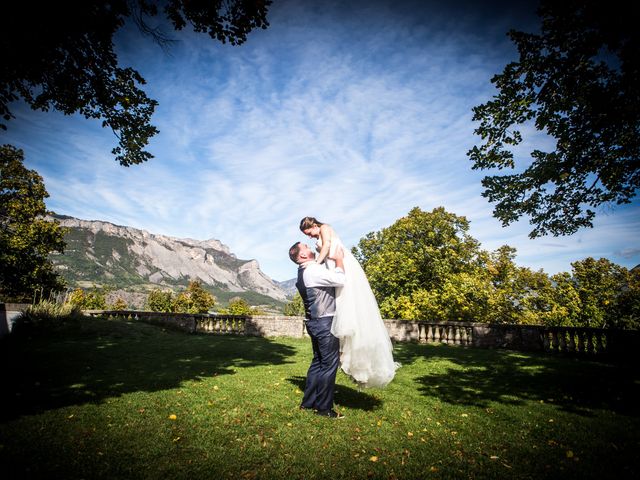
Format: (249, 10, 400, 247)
(50, 215, 287, 301)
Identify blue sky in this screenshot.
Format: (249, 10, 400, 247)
(4, 0, 639, 281)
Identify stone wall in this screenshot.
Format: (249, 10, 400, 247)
(90, 311, 305, 338)
(0, 303, 30, 337)
(85, 311, 640, 358)
(245, 316, 305, 338)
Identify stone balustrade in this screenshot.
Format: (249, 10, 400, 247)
(85, 310, 306, 338)
(82, 310, 640, 358)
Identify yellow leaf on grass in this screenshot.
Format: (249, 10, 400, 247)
(369, 456, 379, 462)
(169, 414, 177, 420)
(407, 432, 413, 437)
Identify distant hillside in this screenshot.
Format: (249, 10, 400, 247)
(277, 278, 298, 299)
(50, 215, 287, 303)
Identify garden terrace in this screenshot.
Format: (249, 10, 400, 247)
(1, 314, 638, 479)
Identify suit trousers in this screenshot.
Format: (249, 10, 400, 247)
(301, 315, 340, 412)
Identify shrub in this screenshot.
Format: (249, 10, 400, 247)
(283, 293, 305, 316)
(146, 289, 174, 312)
(11, 300, 83, 335)
(109, 298, 128, 311)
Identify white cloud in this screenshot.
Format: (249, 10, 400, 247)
(3, 0, 638, 281)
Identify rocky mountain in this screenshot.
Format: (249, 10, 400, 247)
(50, 215, 287, 302)
(276, 278, 298, 299)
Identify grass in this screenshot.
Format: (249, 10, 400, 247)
(0, 316, 638, 479)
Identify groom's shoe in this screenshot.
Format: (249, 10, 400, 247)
(316, 409, 344, 419)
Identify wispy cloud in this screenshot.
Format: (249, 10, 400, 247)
(3, 0, 639, 280)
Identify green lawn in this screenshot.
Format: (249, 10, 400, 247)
(1, 316, 638, 479)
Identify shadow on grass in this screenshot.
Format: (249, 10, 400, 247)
(0, 316, 297, 421)
(287, 375, 383, 411)
(394, 342, 640, 416)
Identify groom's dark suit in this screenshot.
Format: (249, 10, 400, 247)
(296, 261, 345, 413)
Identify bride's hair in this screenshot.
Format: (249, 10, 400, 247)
(299, 216, 323, 232)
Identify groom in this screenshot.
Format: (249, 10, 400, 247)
(288, 241, 345, 418)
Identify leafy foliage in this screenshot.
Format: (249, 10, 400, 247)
(354, 207, 484, 301)
(1, 1, 271, 166)
(217, 296, 264, 315)
(146, 288, 175, 312)
(172, 281, 216, 314)
(109, 297, 128, 311)
(468, 0, 640, 237)
(0, 145, 66, 301)
(10, 300, 83, 336)
(283, 292, 305, 316)
(66, 287, 107, 310)
(355, 207, 639, 328)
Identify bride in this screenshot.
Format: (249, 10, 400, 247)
(299, 216, 399, 388)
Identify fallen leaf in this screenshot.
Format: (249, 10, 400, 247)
(169, 414, 177, 420)
(369, 456, 379, 462)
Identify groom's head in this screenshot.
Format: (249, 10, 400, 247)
(289, 242, 315, 264)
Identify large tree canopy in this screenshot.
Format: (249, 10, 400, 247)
(0, 145, 66, 301)
(354, 207, 639, 327)
(0, 0, 271, 166)
(468, 0, 640, 237)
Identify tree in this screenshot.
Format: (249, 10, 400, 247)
(0, 145, 66, 301)
(354, 207, 485, 302)
(570, 257, 628, 328)
(146, 288, 174, 312)
(468, 0, 640, 238)
(227, 297, 252, 315)
(353, 207, 488, 321)
(1, 1, 272, 166)
(173, 281, 216, 314)
(615, 267, 640, 330)
(66, 287, 107, 310)
(283, 293, 305, 316)
(216, 296, 265, 315)
(484, 246, 556, 325)
(110, 297, 129, 311)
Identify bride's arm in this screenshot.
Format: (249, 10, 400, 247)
(315, 224, 332, 264)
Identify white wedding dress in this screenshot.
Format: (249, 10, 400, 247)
(318, 232, 399, 388)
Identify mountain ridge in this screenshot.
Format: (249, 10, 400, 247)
(50, 214, 287, 302)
